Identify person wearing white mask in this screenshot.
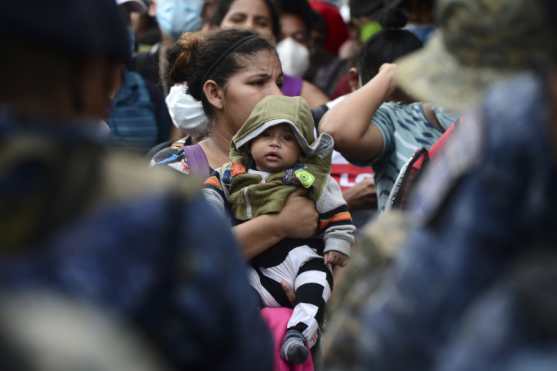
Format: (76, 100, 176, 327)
(276, 32, 311, 78)
(210, 0, 329, 107)
(156, 0, 203, 40)
(276, 0, 349, 97)
(133, 0, 204, 94)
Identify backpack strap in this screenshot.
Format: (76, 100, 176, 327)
(422, 103, 445, 133)
(282, 75, 303, 97)
(183, 144, 211, 179)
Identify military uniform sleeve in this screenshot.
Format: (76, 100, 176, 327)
(151, 194, 273, 371)
(333, 99, 539, 371)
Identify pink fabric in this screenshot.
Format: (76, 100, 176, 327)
(261, 308, 314, 371)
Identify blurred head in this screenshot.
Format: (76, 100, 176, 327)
(396, 0, 557, 113)
(201, 0, 219, 30)
(0, 0, 130, 121)
(166, 29, 283, 133)
(402, 0, 434, 24)
(348, 0, 407, 43)
(274, 0, 324, 77)
(211, 0, 281, 43)
(358, 29, 422, 86)
(156, 0, 203, 40)
(276, 0, 322, 47)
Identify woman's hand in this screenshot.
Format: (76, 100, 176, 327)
(343, 178, 377, 210)
(276, 191, 319, 239)
(233, 191, 318, 259)
(378, 63, 397, 97)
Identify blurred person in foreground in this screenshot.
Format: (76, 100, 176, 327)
(0, 1, 273, 370)
(320, 0, 557, 369)
(0, 292, 169, 371)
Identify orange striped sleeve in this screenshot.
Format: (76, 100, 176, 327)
(319, 211, 352, 230)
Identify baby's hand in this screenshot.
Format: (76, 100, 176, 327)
(324, 251, 348, 268)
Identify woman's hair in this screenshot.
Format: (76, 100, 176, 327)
(210, 0, 281, 42)
(358, 29, 422, 85)
(166, 29, 276, 117)
(349, 0, 408, 27)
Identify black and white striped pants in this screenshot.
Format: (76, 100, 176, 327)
(249, 245, 333, 347)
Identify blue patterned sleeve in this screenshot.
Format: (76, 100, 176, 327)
(370, 103, 396, 162)
(433, 106, 459, 129)
(144, 194, 273, 371)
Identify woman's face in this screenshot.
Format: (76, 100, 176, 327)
(220, 0, 275, 42)
(220, 49, 283, 133)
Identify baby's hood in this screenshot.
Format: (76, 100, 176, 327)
(230, 95, 334, 162)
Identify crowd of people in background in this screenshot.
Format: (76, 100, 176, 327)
(1, 0, 557, 370)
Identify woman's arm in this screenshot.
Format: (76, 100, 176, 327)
(319, 64, 396, 164)
(234, 191, 319, 259)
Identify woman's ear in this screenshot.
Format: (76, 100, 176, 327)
(203, 80, 224, 110)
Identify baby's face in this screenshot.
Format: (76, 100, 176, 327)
(250, 124, 301, 172)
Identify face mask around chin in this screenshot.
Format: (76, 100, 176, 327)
(276, 37, 310, 77)
(165, 84, 209, 132)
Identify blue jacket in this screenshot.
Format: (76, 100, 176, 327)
(347, 73, 557, 370)
(0, 114, 273, 371)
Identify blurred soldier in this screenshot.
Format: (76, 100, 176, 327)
(321, 0, 557, 369)
(0, 1, 273, 370)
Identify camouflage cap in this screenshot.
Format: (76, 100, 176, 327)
(396, 0, 555, 112)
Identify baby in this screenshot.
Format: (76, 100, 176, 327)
(203, 95, 355, 364)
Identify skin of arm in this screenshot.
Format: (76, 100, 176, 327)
(319, 64, 396, 164)
(234, 191, 319, 259)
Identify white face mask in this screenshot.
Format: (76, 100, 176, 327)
(165, 84, 209, 132)
(276, 37, 310, 77)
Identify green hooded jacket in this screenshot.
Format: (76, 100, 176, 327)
(220, 95, 334, 221)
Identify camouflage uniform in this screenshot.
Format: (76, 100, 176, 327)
(322, 72, 557, 370)
(0, 115, 273, 371)
(320, 210, 409, 368)
(396, 0, 556, 113)
(320, 0, 557, 367)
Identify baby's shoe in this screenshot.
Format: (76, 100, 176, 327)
(280, 329, 308, 364)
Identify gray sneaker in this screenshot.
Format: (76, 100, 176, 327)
(280, 329, 309, 364)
